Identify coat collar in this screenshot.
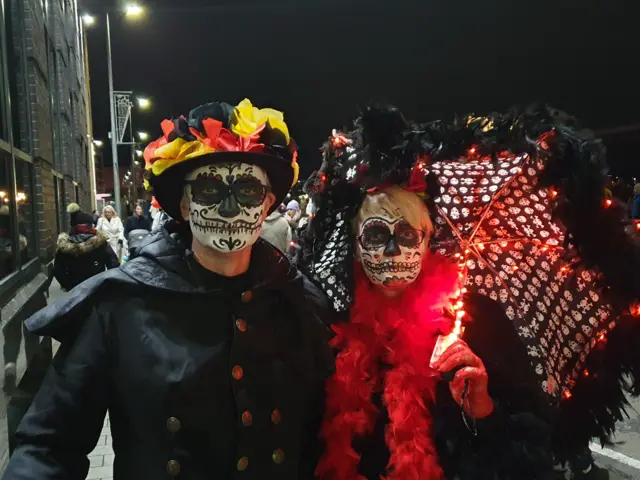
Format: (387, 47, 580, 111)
(120, 230, 298, 295)
(57, 232, 107, 255)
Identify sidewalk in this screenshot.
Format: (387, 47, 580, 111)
(47, 280, 114, 480)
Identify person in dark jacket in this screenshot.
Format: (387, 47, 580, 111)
(52, 203, 120, 291)
(124, 204, 152, 239)
(303, 106, 554, 480)
(4, 99, 333, 480)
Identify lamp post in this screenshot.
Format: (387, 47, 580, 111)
(84, 4, 145, 217)
(106, 12, 121, 215)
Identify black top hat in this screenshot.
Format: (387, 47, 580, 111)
(144, 98, 299, 221)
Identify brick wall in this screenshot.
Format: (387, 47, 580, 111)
(11, 0, 92, 261)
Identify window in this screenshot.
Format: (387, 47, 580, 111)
(46, 38, 59, 169)
(0, 149, 16, 281)
(6, 0, 31, 153)
(15, 160, 36, 261)
(53, 177, 61, 234)
(0, 3, 8, 142)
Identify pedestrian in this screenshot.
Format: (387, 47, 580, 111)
(4, 99, 333, 480)
(285, 199, 301, 229)
(149, 196, 169, 233)
(96, 205, 125, 258)
(91, 209, 100, 226)
(52, 203, 120, 291)
(124, 204, 151, 239)
(260, 208, 292, 253)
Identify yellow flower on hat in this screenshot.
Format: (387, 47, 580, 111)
(291, 151, 299, 187)
(231, 98, 290, 144)
(149, 138, 215, 176)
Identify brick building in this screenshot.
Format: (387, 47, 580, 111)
(0, 0, 94, 470)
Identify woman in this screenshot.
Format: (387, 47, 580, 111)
(53, 203, 120, 290)
(302, 105, 553, 479)
(97, 205, 125, 259)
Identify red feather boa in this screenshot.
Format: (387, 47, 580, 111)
(316, 253, 459, 480)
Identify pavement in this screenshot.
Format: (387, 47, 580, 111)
(591, 395, 640, 480)
(43, 279, 640, 479)
(47, 281, 114, 480)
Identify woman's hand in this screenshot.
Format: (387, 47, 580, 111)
(432, 340, 494, 419)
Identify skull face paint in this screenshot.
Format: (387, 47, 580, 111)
(357, 209, 427, 290)
(185, 162, 270, 252)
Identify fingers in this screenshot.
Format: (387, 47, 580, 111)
(451, 366, 487, 398)
(432, 340, 468, 368)
(434, 341, 482, 373)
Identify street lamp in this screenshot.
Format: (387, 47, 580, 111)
(93, 139, 104, 147)
(82, 14, 96, 26)
(125, 4, 144, 17)
(84, 3, 145, 216)
(137, 132, 149, 141)
(137, 97, 151, 109)
(136, 149, 143, 157)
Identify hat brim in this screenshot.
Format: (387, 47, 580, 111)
(149, 152, 294, 222)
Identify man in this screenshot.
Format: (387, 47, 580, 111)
(4, 99, 334, 479)
(124, 204, 151, 239)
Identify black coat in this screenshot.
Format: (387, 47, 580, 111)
(124, 215, 152, 239)
(52, 232, 120, 290)
(5, 234, 334, 480)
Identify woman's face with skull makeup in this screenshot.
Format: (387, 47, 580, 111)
(356, 189, 431, 293)
(182, 162, 274, 253)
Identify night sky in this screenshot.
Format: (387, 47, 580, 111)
(81, 0, 639, 178)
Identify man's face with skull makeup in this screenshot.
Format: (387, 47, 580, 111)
(357, 205, 428, 291)
(182, 162, 274, 253)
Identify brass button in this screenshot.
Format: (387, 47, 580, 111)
(166, 416, 181, 433)
(241, 410, 252, 426)
(235, 319, 247, 332)
(232, 365, 244, 380)
(241, 291, 253, 303)
(237, 456, 249, 471)
(271, 409, 281, 425)
(167, 459, 181, 476)
(272, 448, 285, 464)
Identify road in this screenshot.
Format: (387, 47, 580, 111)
(591, 395, 640, 479)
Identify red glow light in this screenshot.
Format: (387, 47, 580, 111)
(563, 390, 572, 399)
(605, 199, 612, 208)
(550, 189, 558, 199)
(468, 146, 477, 155)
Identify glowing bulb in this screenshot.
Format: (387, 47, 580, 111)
(550, 189, 558, 199)
(82, 14, 96, 26)
(125, 4, 144, 17)
(605, 199, 612, 208)
(469, 147, 477, 155)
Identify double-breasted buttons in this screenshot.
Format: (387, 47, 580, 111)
(232, 365, 244, 380)
(237, 456, 249, 471)
(241, 410, 252, 426)
(241, 291, 253, 303)
(166, 417, 181, 433)
(271, 409, 281, 425)
(167, 459, 181, 476)
(272, 449, 285, 464)
(235, 319, 247, 332)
